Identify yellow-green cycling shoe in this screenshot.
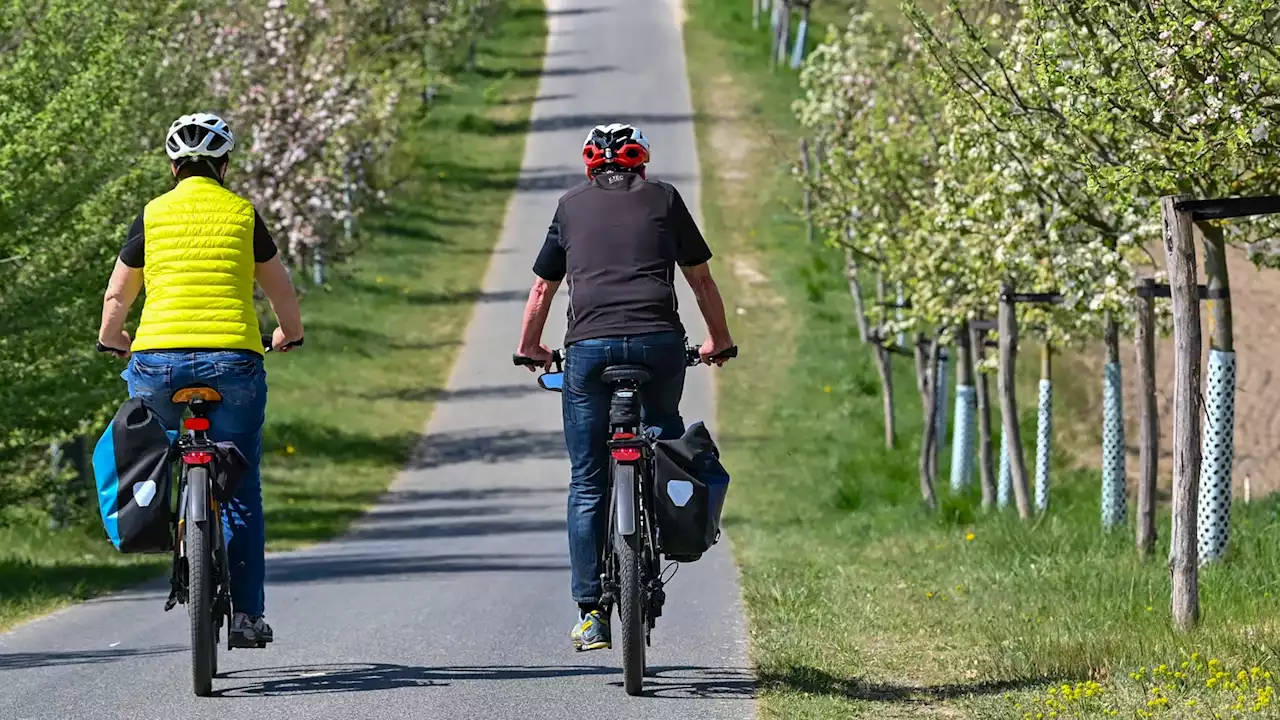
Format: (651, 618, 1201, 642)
(570, 609, 611, 651)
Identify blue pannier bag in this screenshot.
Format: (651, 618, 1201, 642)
(652, 421, 730, 562)
(92, 397, 178, 553)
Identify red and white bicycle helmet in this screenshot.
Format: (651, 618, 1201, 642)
(582, 123, 650, 177)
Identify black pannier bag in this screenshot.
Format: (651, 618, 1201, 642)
(212, 441, 249, 502)
(652, 421, 730, 562)
(92, 397, 178, 553)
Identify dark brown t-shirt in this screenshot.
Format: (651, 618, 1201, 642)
(533, 171, 712, 345)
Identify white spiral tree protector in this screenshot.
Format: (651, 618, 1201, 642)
(950, 386, 976, 492)
(998, 429, 1012, 509)
(1034, 379, 1053, 513)
(1197, 349, 1236, 565)
(1101, 361, 1128, 530)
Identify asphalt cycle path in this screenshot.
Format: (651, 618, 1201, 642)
(0, 1, 756, 718)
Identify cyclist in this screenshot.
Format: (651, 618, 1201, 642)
(96, 112, 304, 648)
(515, 123, 735, 652)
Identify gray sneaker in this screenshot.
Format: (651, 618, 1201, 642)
(570, 609, 610, 651)
(230, 612, 273, 648)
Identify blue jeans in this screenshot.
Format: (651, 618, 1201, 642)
(562, 331, 688, 604)
(123, 351, 268, 617)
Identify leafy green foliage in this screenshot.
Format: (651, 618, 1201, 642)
(0, 0, 499, 525)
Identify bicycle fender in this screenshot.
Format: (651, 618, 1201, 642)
(187, 468, 209, 524)
(615, 463, 637, 536)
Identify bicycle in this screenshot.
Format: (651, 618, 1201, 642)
(514, 342, 737, 696)
(97, 333, 301, 696)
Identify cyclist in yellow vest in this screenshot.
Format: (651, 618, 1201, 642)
(97, 112, 304, 648)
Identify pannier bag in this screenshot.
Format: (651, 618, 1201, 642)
(652, 421, 730, 562)
(92, 397, 178, 553)
(212, 441, 249, 502)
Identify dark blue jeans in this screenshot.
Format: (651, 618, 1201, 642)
(562, 331, 688, 604)
(123, 351, 268, 617)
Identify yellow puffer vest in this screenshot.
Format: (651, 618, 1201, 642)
(132, 176, 263, 354)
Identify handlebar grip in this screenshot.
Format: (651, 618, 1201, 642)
(512, 354, 538, 367)
(96, 342, 127, 355)
(687, 345, 739, 364)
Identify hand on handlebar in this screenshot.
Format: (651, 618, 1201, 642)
(269, 327, 304, 353)
(96, 330, 132, 359)
(697, 337, 736, 367)
(515, 344, 556, 372)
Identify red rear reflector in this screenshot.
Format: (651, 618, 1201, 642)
(183, 451, 213, 465)
(612, 432, 635, 440)
(184, 418, 211, 431)
(612, 447, 641, 462)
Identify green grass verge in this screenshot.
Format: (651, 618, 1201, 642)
(685, 1, 1280, 718)
(0, 0, 546, 633)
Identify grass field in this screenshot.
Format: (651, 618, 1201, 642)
(684, 1, 1280, 718)
(0, 0, 546, 633)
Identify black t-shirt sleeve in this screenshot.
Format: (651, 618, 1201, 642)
(253, 212, 279, 263)
(532, 206, 568, 282)
(669, 187, 712, 266)
(119, 213, 146, 268)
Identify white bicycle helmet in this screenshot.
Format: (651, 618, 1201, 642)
(165, 113, 235, 161)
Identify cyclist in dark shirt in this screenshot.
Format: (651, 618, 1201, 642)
(516, 123, 734, 652)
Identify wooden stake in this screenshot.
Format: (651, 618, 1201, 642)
(1162, 195, 1201, 632)
(971, 320, 996, 509)
(1135, 277, 1159, 559)
(998, 282, 1032, 520)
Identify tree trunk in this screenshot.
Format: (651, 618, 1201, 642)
(971, 320, 996, 509)
(846, 251, 870, 344)
(800, 138, 814, 246)
(998, 282, 1032, 520)
(1162, 195, 1201, 632)
(875, 274, 895, 449)
(1135, 277, 1158, 559)
(918, 335, 940, 510)
(777, 3, 792, 68)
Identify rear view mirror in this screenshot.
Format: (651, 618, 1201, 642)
(538, 372, 564, 392)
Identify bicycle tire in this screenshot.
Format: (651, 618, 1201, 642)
(615, 461, 645, 696)
(186, 466, 216, 697)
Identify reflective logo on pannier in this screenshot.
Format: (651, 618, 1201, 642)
(666, 479, 694, 507)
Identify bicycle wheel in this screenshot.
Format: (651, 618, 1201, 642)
(186, 466, 215, 697)
(614, 462, 645, 696)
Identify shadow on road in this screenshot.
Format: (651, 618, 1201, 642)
(346, 517, 566, 543)
(0, 645, 184, 671)
(266, 552, 568, 584)
(759, 665, 1058, 703)
(626, 665, 757, 700)
(357, 383, 542, 404)
(213, 662, 754, 699)
(408, 429, 568, 469)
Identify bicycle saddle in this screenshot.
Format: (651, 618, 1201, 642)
(601, 365, 652, 386)
(171, 384, 222, 404)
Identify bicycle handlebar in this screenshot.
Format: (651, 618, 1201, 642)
(512, 350, 563, 367)
(96, 335, 303, 357)
(513, 345, 738, 370)
(262, 334, 305, 353)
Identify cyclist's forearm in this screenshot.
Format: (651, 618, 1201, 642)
(687, 270, 733, 344)
(99, 260, 142, 339)
(519, 277, 560, 351)
(256, 257, 304, 339)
